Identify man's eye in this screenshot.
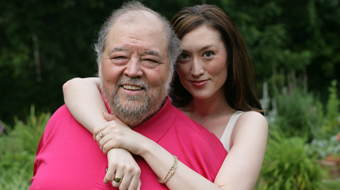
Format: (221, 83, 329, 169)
(113, 56, 127, 59)
(203, 51, 215, 58)
(145, 59, 158, 63)
(111, 56, 128, 65)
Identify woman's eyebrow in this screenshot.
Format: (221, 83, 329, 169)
(201, 45, 213, 51)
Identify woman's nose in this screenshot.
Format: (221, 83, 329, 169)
(191, 59, 204, 77)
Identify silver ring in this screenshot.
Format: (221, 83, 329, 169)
(99, 131, 104, 138)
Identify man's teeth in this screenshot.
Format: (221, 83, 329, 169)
(122, 85, 142, 90)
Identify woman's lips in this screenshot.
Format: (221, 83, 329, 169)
(190, 80, 209, 88)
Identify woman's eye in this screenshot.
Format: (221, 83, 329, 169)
(203, 51, 215, 58)
(178, 53, 189, 60)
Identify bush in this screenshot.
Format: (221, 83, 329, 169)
(257, 130, 327, 190)
(0, 106, 49, 190)
(274, 87, 319, 141)
(310, 80, 340, 140)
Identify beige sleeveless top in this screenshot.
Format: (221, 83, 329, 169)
(220, 111, 244, 152)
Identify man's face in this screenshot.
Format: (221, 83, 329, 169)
(99, 11, 170, 127)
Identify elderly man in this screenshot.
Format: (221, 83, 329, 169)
(30, 2, 226, 190)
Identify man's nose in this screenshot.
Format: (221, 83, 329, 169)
(124, 58, 143, 78)
(191, 58, 204, 77)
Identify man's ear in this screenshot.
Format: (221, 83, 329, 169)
(98, 64, 101, 77)
(169, 68, 174, 82)
(169, 72, 173, 83)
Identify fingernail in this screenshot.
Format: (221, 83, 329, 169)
(102, 112, 104, 115)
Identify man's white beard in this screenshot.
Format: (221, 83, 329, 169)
(99, 69, 169, 127)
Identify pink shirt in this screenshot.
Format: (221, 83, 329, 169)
(30, 97, 227, 190)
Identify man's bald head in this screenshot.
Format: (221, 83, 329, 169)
(94, 1, 182, 76)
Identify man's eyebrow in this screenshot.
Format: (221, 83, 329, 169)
(144, 50, 162, 59)
(109, 47, 129, 54)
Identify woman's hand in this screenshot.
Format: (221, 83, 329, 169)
(93, 113, 149, 156)
(105, 148, 141, 190)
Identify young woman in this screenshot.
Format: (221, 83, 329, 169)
(63, 4, 267, 190)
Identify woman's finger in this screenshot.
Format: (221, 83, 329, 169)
(93, 120, 111, 139)
(97, 129, 117, 151)
(103, 112, 117, 122)
(95, 121, 117, 142)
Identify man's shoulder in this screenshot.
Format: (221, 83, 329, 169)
(48, 105, 75, 125)
(170, 105, 225, 148)
(165, 105, 227, 178)
(170, 105, 211, 135)
(170, 105, 195, 124)
(43, 105, 78, 136)
(50, 105, 72, 118)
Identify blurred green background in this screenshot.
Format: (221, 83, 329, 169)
(1, 0, 339, 126)
(1, 0, 340, 189)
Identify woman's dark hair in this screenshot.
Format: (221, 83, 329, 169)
(170, 4, 263, 113)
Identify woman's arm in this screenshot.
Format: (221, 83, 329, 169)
(63, 77, 107, 133)
(62, 77, 141, 190)
(95, 112, 268, 190)
(94, 119, 221, 190)
(214, 111, 268, 189)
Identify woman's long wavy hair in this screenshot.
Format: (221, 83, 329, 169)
(170, 4, 263, 113)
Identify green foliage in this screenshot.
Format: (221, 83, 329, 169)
(1, 0, 340, 127)
(323, 179, 340, 190)
(257, 130, 327, 190)
(274, 87, 318, 140)
(306, 136, 340, 159)
(0, 106, 49, 189)
(325, 80, 340, 121)
(310, 80, 340, 140)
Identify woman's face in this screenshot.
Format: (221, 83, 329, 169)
(176, 25, 228, 100)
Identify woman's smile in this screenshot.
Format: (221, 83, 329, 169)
(190, 79, 209, 88)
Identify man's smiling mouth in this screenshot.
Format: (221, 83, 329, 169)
(122, 85, 144, 90)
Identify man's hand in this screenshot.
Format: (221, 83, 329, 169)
(105, 148, 141, 190)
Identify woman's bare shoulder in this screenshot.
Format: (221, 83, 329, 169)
(232, 111, 268, 141)
(238, 111, 267, 127)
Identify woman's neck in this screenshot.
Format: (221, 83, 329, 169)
(184, 90, 233, 123)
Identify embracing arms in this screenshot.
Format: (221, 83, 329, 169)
(63, 77, 268, 190)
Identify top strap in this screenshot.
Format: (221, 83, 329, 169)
(219, 111, 244, 152)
